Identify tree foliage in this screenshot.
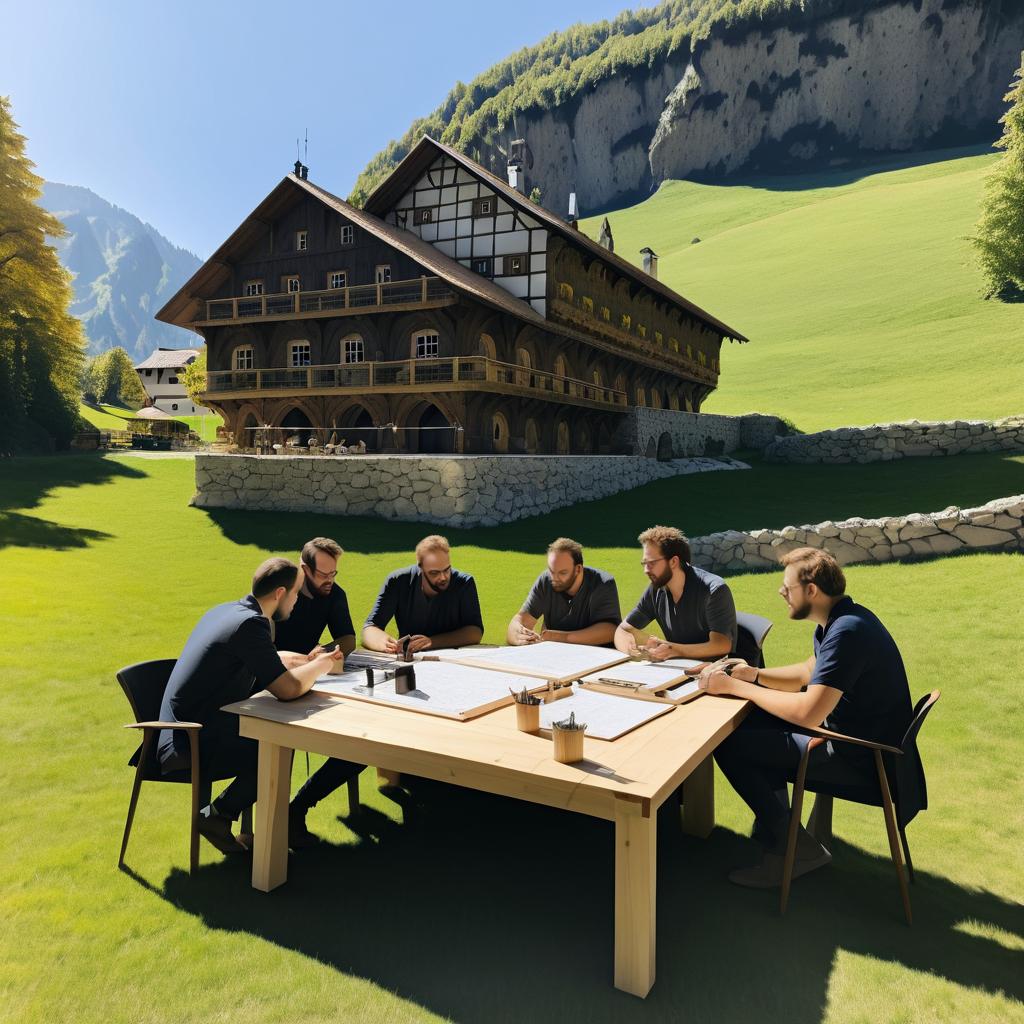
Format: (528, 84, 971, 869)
(181, 349, 207, 406)
(85, 346, 147, 407)
(972, 52, 1024, 299)
(0, 96, 85, 453)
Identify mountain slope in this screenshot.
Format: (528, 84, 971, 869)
(41, 182, 202, 359)
(579, 146, 1023, 431)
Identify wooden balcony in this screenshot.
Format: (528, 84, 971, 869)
(193, 276, 457, 326)
(202, 356, 628, 411)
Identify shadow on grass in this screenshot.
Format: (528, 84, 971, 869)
(203, 452, 1024, 558)
(160, 784, 1022, 1023)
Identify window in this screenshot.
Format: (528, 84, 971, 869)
(340, 224, 354, 245)
(171, 403, 178, 411)
(496, 253, 527, 277)
(375, 265, 392, 284)
(296, 230, 308, 251)
(328, 271, 347, 290)
(144, 369, 152, 377)
(414, 330, 439, 359)
(243, 279, 264, 297)
(414, 208, 433, 225)
(168, 376, 179, 385)
(472, 257, 493, 277)
(233, 345, 254, 371)
(342, 335, 364, 363)
(283, 275, 301, 293)
(290, 342, 311, 367)
(471, 197, 494, 218)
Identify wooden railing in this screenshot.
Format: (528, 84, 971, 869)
(203, 356, 628, 408)
(199, 276, 456, 323)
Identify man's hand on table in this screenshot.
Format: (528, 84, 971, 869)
(405, 634, 432, 655)
(513, 623, 542, 644)
(644, 637, 675, 662)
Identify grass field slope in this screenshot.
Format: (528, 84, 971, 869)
(581, 146, 1023, 432)
(78, 402, 222, 441)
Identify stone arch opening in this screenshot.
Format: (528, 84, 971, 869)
(556, 420, 570, 455)
(415, 403, 454, 454)
(657, 432, 673, 461)
(491, 411, 510, 453)
(281, 407, 313, 446)
(478, 332, 497, 361)
(337, 403, 378, 451)
(525, 417, 539, 454)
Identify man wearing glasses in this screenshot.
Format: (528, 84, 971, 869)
(273, 537, 363, 848)
(614, 524, 736, 661)
(362, 534, 484, 655)
(507, 537, 620, 646)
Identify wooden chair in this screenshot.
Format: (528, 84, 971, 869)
(116, 659, 253, 875)
(781, 690, 940, 924)
(735, 610, 773, 668)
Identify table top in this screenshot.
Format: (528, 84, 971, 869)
(225, 682, 749, 820)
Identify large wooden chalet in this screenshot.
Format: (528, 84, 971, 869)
(155, 137, 747, 454)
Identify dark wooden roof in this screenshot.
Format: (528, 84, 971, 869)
(363, 136, 749, 343)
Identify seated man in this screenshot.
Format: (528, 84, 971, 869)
(273, 537, 364, 848)
(702, 547, 913, 887)
(614, 525, 736, 662)
(158, 558, 344, 854)
(507, 537, 620, 647)
(362, 534, 483, 655)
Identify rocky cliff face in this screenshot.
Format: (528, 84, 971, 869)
(478, 0, 1024, 216)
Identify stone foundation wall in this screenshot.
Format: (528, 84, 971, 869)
(689, 495, 1024, 575)
(614, 408, 784, 458)
(764, 417, 1024, 464)
(193, 452, 748, 528)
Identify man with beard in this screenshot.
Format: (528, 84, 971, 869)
(614, 525, 736, 662)
(362, 534, 484, 655)
(507, 537, 620, 646)
(158, 558, 343, 854)
(273, 537, 364, 849)
(703, 547, 913, 888)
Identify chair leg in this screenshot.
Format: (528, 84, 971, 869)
(875, 751, 912, 925)
(347, 773, 360, 816)
(119, 730, 153, 868)
(898, 826, 915, 884)
(189, 734, 202, 876)
(780, 748, 811, 915)
(240, 807, 253, 842)
(807, 794, 834, 848)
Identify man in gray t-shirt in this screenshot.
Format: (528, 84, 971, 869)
(615, 525, 736, 661)
(507, 537, 621, 647)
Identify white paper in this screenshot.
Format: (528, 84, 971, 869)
(429, 642, 628, 681)
(314, 661, 546, 718)
(581, 662, 691, 689)
(539, 686, 673, 740)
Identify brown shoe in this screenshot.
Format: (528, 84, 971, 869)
(197, 806, 248, 855)
(729, 833, 831, 889)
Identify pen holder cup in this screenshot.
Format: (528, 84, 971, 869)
(551, 723, 586, 764)
(515, 699, 541, 734)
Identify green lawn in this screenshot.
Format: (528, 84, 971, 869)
(78, 402, 222, 441)
(580, 147, 1024, 432)
(1, 455, 1021, 1023)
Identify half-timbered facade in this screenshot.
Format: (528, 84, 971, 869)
(156, 137, 747, 454)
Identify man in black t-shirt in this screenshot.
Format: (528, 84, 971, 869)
(704, 547, 914, 888)
(363, 534, 484, 655)
(275, 537, 364, 848)
(507, 537, 620, 647)
(158, 558, 343, 854)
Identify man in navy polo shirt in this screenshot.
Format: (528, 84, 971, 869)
(614, 524, 736, 661)
(159, 558, 344, 854)
(703, 547, 913, 888)
(362, 534, 484, 654)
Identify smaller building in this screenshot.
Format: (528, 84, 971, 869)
(134, 348, 205, 416)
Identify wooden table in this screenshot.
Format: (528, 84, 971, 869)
(225, 687, 748, 998)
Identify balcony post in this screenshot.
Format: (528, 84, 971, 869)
(232, 298, 238, 319)
(344, 286, 350, 309)
(452, 357, 459, 383)
(368, 362, 374, 387)
(261, 295, 267, 316)
(294, 292, 300, 315)
(376, 283, 382, 307)
(421, 276, 428, 303)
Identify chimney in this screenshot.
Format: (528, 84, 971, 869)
(507, 138, 527, 194)
(568, 192, 579, 230)
(599, 217, 614, 253)
(640, 246, 659, 279)
(294, 159, 303, 177)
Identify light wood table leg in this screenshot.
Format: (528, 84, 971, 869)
(681, 754, 715, 838)
(377, 767, 402, 787)
(614, 797, 656, 998)
(252, 741, 292, 893)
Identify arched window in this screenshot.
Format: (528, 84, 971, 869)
(556, 421, 570, 455)
(635, 386, 647, 408)
(289, 341, 311, 367)
(340, 333, 364, 364)
(478, 333, 496, 361)
(413, 329, 439, 359)
(515, 348, 532, 388)
(525, 418, 539, 454)
(491, 412, 509, 453)
(233, 344, 254, 371)
(668, 392, 680, 411)
(651, 387, 662, 409)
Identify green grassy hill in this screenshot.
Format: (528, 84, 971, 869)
(580, 147, 1023, 432)
(78, 402, 222, 441)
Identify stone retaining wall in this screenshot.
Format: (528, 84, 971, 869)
(689, 495, 1024, 575)
(614, 408, 784, 458)
(193, 452, 748, 528)
(763, 416, 1024, 464)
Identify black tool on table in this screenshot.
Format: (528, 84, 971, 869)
(363, 662, 417, 694)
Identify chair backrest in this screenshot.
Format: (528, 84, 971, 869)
(116, 659, 177, 725)
(735, 610, 773, 667)
(891, 690, 940, 829)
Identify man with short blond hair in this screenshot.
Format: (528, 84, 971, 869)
(507, 537, 620, 646)
(614, 524, 736, 661)
(702, 547, 913, 888)
(363, 534, 483, 655)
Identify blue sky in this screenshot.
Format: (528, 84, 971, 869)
(5, 0, 629, 257)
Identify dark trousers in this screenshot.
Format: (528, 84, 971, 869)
(714, 708, 872, 848)
(201, 720, 259, 821)
(291, 757, 365, 814)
